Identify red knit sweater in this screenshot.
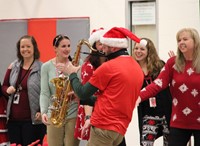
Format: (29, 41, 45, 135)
(140, 57, 200, 130)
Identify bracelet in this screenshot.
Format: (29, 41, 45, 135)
(85, 115, 91, 121)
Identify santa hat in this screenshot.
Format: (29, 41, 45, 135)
(100, 27, 147, 48)
(89, 28, 106, 46)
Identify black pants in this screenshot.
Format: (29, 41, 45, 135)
(33, 123, 47, 144)
(8, 120, 46, 146)
(118, 137, 126, 146)
(169, 127, 200, 146)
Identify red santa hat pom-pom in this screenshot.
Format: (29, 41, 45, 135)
(89, 27, 106, 46)
(100, 27, 147, 48)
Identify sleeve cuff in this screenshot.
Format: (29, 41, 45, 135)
(69, 73, 78, 81)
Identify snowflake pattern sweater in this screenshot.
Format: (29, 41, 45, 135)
(140, 57, 200, 130)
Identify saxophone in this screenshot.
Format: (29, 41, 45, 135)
(49, 39, 97, 127)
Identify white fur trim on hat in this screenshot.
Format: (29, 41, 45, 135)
(140, 39, 147, 47)
(89, 29, 106, 46)
(100, 37, 129, 48)
(100, 27, 143, 48)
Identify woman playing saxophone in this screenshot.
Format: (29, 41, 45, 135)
(40, 35, 80, 146)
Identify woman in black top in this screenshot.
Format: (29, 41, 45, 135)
(132, 38, 172, 146)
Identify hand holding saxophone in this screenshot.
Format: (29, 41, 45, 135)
(56, 62, 81, 75)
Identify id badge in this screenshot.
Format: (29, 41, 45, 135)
(149, 97, 156, 107)
(13, 93, 20, 104)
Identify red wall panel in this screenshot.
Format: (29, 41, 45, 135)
(28, 19, 56, 62)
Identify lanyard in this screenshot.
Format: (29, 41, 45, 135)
(144, 75, 157, 107)
(145, 76, 152, 85)
(15, 59, 35, 90)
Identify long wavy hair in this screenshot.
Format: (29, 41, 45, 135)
(175, 28, 200, 73)
(133, 38, 164, 79)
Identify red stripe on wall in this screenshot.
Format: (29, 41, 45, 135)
(28, 19, 56, 62)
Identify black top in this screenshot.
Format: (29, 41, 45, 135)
(138, 74, 172, 139)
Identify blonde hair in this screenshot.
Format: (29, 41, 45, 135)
(175, 28, 200, 73)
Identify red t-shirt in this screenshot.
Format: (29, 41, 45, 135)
(89, 56, 144, 135)
(140, 57, 200, 130)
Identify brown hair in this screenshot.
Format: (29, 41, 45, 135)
(16, 35, 40, 61)
(133, 38, 164, 79)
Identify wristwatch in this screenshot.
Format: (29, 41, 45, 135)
(85, 115, 91, 121)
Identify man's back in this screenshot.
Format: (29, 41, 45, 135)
(89, 55, 144, 135)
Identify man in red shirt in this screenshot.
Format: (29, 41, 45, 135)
(57, 27, 146, 146)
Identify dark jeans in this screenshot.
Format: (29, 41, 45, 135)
(8, 120, 46, 146)
(169, 127, 200, 146)
(33, 123, 47, 144)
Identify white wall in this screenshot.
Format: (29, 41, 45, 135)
(158, 0, 200, 61)
(0, 0, 199, 146)
(0, 0, 126, 30)
(1, 0, 199, 60)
